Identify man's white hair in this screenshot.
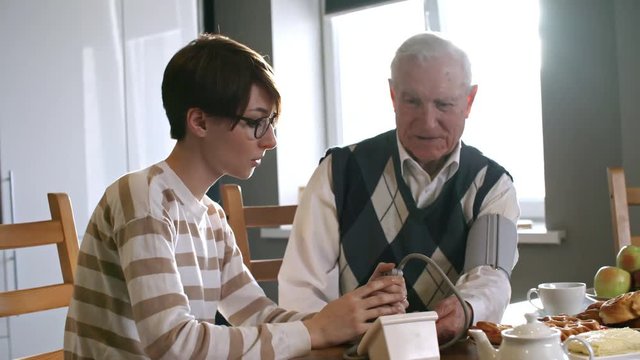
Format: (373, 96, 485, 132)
(390, 32, 472, 87)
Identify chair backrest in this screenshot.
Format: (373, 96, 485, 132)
(607, 167, 640, 253)
(0, 193, 79, 360)
(220, 184, 296, 281)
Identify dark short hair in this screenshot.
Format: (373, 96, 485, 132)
(162, 33, 281, 140)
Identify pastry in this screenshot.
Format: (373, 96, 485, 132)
(538, 315, 605, 341)
(599, 291, 640, 325)
(470, 316, 607, 345)
(469, 321, 513, 345)
(575, 301, 605, 323)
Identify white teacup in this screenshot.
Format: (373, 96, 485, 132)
(527, 282, 586, 315)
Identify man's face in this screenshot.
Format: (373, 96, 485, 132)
(390, 54, 477, 175)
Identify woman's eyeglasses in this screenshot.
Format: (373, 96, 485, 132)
(232, 113, 278, 139)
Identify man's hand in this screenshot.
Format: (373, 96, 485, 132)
(433, 295, 473, 344)
(303, 276, 406, 349)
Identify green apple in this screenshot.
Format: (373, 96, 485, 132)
(616, 245, 640, 273)
(594, 266, 631, 298)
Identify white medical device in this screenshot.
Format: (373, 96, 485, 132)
(356, 311, 440, 360)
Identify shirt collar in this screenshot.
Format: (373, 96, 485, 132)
(396, 133, 462, 179)
(157, 161, 209, 220)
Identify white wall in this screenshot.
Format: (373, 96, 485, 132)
(0, 1, 197, 357)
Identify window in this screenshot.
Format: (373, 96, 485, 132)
(324, 0, 545, 221)
(324, 0, 425, 147)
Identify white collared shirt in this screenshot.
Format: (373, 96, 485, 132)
(398, 135, 461, 208)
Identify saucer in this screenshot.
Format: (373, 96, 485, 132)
(585, 288, 612, 302)
(529, 295, 598, 317)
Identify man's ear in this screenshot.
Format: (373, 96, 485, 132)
(464, 85, 479, 117)
(185, 108, 208, 137)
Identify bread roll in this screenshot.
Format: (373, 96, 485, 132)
(599, 291, 640, 325)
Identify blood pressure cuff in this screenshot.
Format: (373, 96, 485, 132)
(463, 214, 518, 277)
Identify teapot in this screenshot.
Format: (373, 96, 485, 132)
(468, 313, 594, 360)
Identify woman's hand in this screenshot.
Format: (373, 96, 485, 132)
(303, 276, 407, 349)
(368, 262, 409, 314)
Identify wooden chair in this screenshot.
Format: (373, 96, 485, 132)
(0, 193, 80, 360)
(220, 184, 296, 281)
(607, 167, 640, 253)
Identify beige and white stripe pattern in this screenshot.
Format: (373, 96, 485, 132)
(64, 162, 311, 359)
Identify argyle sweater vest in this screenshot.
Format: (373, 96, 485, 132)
(328, 130, 510, 312)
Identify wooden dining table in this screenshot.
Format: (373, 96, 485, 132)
(294, 299, 540, 359)
(298, 340, 479, 360)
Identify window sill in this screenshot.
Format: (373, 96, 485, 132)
(261, 224, 566, 245)
(518, 224, 565, 245)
